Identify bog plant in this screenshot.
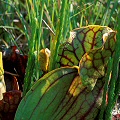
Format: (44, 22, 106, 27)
(15, 25, 117, 120)
(0, 0, 120, 120)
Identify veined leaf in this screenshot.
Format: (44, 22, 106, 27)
(15, 69, 104, 120)
(56, 25, 115, 67)
(15, 25, 116, 120)
(15, 67, 78, 120)
(56, 25, 116, 91)
(79, 30, 116, 91)
(50, 76, 104, 120)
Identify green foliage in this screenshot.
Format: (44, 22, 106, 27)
(15, 25, 116, 120)
(0, 0, 120, 120)
(49, 0, 70, 71)
(15, 67, 78, 120)
(98, 58, 113, 120)
(104, 10, 120, 120)
(23, 0, 46, 96)
(99, 8, 120, 120)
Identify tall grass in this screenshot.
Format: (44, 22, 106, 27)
(22, 0, 46, 95)
(49, 0, 70, 71)
(0, 1, 120, 119)
(99, 5, 120, 119)
(104, 7, 120, 119)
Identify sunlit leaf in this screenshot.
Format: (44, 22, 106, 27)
(56, 25, 115, 67)
(79, 29, 116, 91)
(15, 70, 105, 120)
(15, 67, 78, 120)
(15, 25, 117, 120)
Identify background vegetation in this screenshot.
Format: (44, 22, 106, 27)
(0, 0, 120, 120)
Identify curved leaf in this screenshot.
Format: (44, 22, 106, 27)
(15, 74, 104, 120)
(15, 67, 78, 120)
(79, 30, 116, 91)
(15, 25, 116, 120)
(51, 76, 104, 120)
(56, 25, 113, 67)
